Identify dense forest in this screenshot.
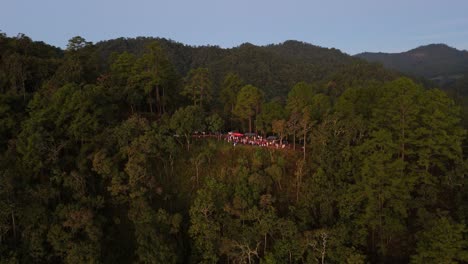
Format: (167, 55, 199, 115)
(356, 44, 468, 126)
(0, 33, 467, 263)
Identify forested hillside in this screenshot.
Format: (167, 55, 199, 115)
(0, 33, 467, 263)
(356, 44, 468, 86)
(357, 44, 468, 128)
(95, 37, 396, 100)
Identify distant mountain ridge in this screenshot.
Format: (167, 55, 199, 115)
(355, 44, 468, 85)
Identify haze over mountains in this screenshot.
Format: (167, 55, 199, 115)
(356, 44, 468, 86)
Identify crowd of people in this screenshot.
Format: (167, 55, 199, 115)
(225, 132, 288, 149)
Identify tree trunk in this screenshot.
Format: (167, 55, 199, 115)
(372, 227, 375, 254)
(321, 232, 327, 264)
(186, 136, 190, 151)
(296, 161, 303, 203)
(303, 129, 306, 161)
(195, 163, 199, 185)
(401, 113, 405, 162)
(200, 85, 204, 107)
(162, 86, 166, 114)
(379, 193, 384, 255)
(293, 132, 296, 150)
(21, 74, 26, 102)
(11, 211, 16, 241)
(249, 116, 252, 133)
(156, 85, 161, 116)
(230, 104, 235, 130)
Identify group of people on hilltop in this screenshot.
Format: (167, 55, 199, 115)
(225, 133, 287, 149)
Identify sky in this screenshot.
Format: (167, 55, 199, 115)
(2, 0, 468, 55)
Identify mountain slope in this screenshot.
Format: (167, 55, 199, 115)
(356, 44, 468, 85)
(96, 38, 397, 99)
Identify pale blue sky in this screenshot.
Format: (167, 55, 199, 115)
(2, 0, 468, 54)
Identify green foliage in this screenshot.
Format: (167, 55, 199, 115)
(0, 33, 467, 264)
(235, 84, 263, 132)
(170, 105, 204, 150)
(66, 36, 92, 51)
(133, 41, 179, 115)
(256, 101, 285, 136)
(206, 113, 224, 135)
(182, 67, 212, 107)
(189, 177, 225, 263)
(411, 215, 468, 264)
(220, 72, 243, 115)
(286, 81, 316, 114)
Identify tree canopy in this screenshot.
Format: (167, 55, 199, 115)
(0, 33, 466, 263)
